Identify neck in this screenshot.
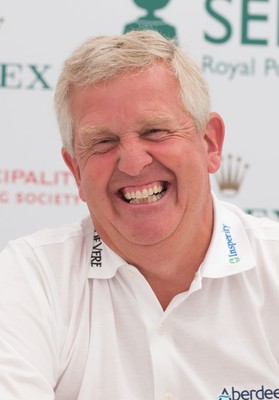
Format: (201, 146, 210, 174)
(99, 208, 214, 309)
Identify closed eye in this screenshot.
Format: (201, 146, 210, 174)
(141, 128, 172, 141)
(90, 137, 119, 154)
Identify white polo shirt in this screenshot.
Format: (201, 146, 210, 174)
(0, 196, 279, 400)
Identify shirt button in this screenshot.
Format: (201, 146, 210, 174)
(163, 393, 174, 400)
(157, 324, 165, 335)
(127, 268, 136, 278)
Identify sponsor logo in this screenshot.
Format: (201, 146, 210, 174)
(202, 56, 257, 80)
(219, 388, 231, 399)
(201, 54, 279, 79)
(0, 63, 52, 90)
(218, 385, 279, 399)
(0, 11, 51, 91)
(216, 154, 249, 198)
(204, 0, 279, 46)
(202, 1, 279, 79)
(213, 153, 279, 222)
(213, 154, 279, 222)
(222, 223, 240, 263)
(246, 208, 279, 221)
(0, 169, 73, 185)
(91, 231, 102, 267)
(123, 0, 177, 39)
(0, 168, 80, 206)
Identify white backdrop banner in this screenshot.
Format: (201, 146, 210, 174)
(1, 0, 278, 250)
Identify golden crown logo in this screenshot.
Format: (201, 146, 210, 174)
(216, 154, 249, 197)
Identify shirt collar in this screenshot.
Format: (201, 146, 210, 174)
(201, 194, 256, 278)
(87, 229, 127, 279)
(87, 194, 256, 280)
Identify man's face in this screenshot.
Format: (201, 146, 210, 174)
(63, 63, 223, 248)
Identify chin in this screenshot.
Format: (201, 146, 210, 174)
(123, 227, 172, 247)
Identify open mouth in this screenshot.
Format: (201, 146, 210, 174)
(120, 182, 167, 204)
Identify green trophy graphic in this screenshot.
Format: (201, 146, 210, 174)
(124, 0, 177, 40)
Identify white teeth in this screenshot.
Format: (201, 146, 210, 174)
(157, 184, 163, 193)
(129, 193, 164, 204)
(123, 183, 165, 204)
(142, 189, 149, 198)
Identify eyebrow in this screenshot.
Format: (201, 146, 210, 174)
(136, 114, 175, 127)
(78, 114, 178, 137)
(79, 124, 113, 138)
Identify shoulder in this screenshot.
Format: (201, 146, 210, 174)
(21, 216, 93, 247)
(0, 216, 94, 280)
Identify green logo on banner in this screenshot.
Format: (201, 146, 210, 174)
(124, 0, 177, 40)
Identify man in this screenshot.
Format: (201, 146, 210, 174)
(0, 30, 279, 399)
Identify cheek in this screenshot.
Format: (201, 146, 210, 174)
(161, 143, 204, 172)
(79, 160, 112, 203)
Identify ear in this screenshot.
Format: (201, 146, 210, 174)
(61, 147, 86, 202)
(204, 112, 225, 174)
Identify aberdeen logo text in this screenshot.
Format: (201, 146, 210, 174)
(219, 385, 279, 400)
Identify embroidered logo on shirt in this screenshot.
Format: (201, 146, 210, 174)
(222, 224, 240, 264)
(91, 230, 102, 267)
(218, 385, 279, 399)
(218, 388, 231, 399)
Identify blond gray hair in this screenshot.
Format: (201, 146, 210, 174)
(54, 30, 210, 156)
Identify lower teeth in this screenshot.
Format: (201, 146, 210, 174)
(129, 192, 164, 204)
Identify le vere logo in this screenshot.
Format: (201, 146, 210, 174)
(124, 0, 177, 40)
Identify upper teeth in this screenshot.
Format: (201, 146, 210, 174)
(123, 184, 164, 201)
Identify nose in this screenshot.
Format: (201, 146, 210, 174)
(117, 137, 153, 176)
